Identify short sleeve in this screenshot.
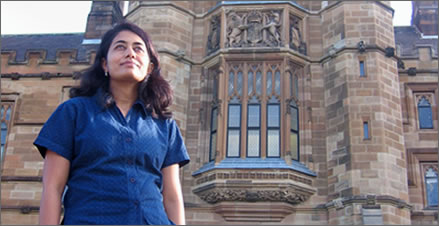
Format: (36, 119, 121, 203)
(33, 100, 76, 161)
(162, 119, 190, 169)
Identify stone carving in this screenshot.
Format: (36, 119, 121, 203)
(226, 10, 283, 48)
(198, 188, 309, 204)
(206, 15, 221, 55)
(262, 11, 282, 46)
(226, 11, 247, 47)
(290, 15, 307, 55)
(246, 10, 264, 46)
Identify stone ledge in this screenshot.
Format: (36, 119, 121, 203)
(192, 158, 317, 177)
(212, 202, 295, 222)
(192, 173, 316, 222)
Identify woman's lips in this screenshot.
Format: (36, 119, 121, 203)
(121, 61, 137, 67)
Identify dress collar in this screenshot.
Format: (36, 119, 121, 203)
(92, 88, 149, 116)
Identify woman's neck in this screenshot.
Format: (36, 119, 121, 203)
(109, 81, 138, 117)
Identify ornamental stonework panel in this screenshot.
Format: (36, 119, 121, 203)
(197, 187, 308, 204)
(226, 10, 283, 48)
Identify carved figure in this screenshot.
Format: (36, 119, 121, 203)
(290, 17, 302, 50)
(263, 11, 282, 45)
(207, 15, 220, 54)
(227, 11, 247, 47)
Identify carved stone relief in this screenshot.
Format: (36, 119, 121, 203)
(197, 187, 309, 204)
(206, 15, 221, 55)
(226, 10, 283, 48)
(289, 15, 307, 55)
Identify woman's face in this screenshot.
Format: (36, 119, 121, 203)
(102, 30, 152, 83)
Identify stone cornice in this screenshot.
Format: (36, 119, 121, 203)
(1, 176, 42, 182)
(318, 194, 412, 210)
(1, 72, 82, 80)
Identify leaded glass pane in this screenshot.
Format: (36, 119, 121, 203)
(426, 168, 438, 207)
(266, 71, 272, 95)
(248, 71, 254, 95)
(419, 97, 431, 106)
(228, 71, 235, 96)
(290, 132, 298, 160)
(213, 77, 218, 99)
(363, 122, 369, 139)
(289, 71, 293, 97)
(294, 74, 299, 98)
(212, 108, 218, 131)
(275, 71, 281, 95)
(210, 133, 217, 161)
(256, 71, 262, 95)
(1, 122, 6, 129)
(291, 106, 298, 131)
(418, 98, 433, 129)
(360, 61, 365, 77)
(1, 128, 7, 145)
(267, 105, 279, 127)
(228, 105, 241, 127)
(247, 129, 260, 157)
(267, 129, 280, 157)
(248, 105, 260, 127)
(227, 130, 240, 157)
(237, 71, 243, 96)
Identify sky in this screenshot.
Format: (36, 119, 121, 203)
(1, 1, 412, 35)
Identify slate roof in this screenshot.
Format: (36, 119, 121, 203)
(394, 26, 438, 58)
(1, 33, 99, 62)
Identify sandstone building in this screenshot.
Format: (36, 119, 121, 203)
(1, 1, 437, 224)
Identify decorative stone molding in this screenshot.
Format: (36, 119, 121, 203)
(193, 168, 316, 206)
(213, 202, 295, 222)
(192, 168, 316, 222)
(200, 187, 308, 204)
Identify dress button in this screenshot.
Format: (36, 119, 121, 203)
(127, 159, 133, 165)
(125, 137, 132, 142)
(130, 178, 136, 183)
(134, 200, 139, 206)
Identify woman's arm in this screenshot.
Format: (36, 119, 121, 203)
(39, 150, 70, 225)
(162, 164, 186, 225)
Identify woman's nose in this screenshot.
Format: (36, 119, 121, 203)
(125, 48, 135, 58)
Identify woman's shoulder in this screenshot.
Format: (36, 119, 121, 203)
(56, 96, 97, 113)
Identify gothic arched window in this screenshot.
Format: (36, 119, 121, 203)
(1, 102, 13, 163)
(226, 64, 243, 158)
(418, 96, 433, 129)
(209, 61, 303, 161)
(425, 167, 438, 207)
(289, 69, 300, 161)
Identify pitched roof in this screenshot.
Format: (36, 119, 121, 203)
(394, 26, 438, 58)
(1, 33, 99, 62)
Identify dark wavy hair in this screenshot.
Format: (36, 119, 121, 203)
(70, 21, 173, 119)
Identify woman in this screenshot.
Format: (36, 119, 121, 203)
(34, 22, 190, 225)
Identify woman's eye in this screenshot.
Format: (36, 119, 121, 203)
(134, 47, 144, 52)
(115, 45, 125, 50)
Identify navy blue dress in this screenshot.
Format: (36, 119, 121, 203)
(34, 90, 190, 225)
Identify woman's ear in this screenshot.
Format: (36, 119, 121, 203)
(101, 58, 108, 73)
(147, 63, 154, 75)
